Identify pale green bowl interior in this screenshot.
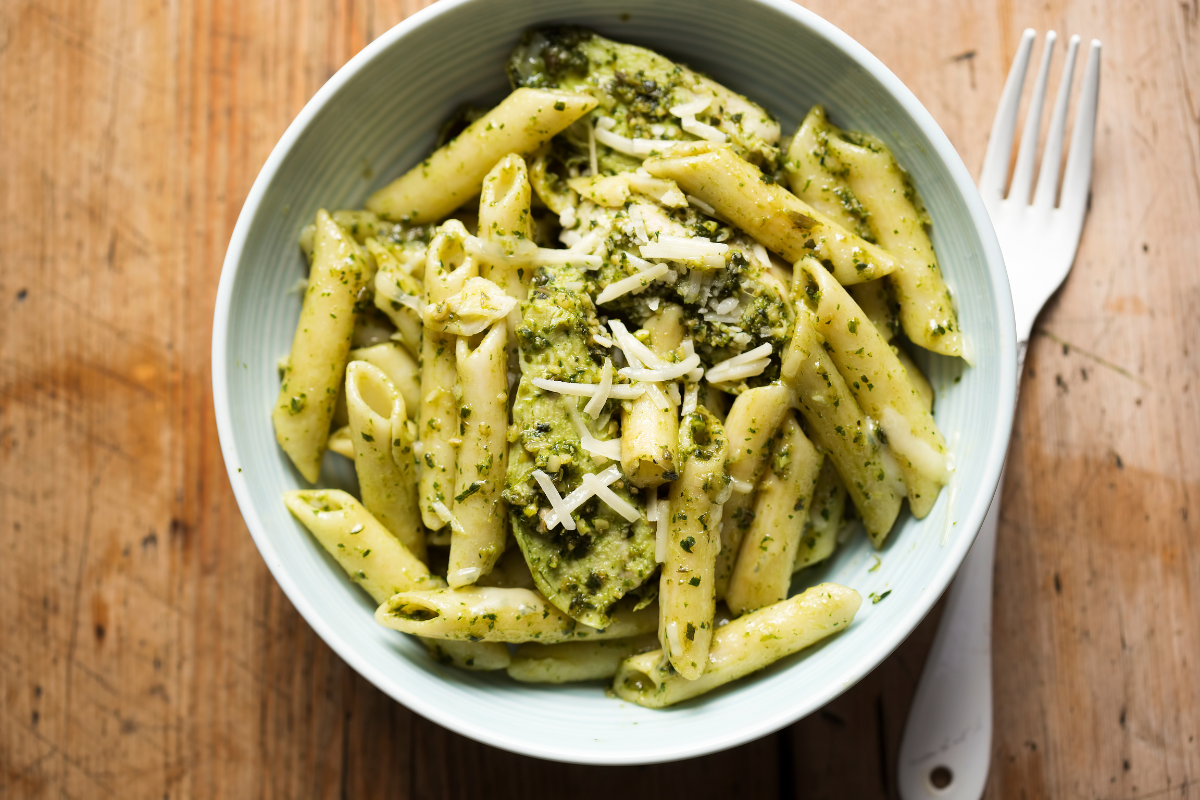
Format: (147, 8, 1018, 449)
(214, 0, 1015, 765)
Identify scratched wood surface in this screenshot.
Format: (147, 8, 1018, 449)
(1, 0, 1196, 797)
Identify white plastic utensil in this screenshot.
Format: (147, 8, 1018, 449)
(898, 30, 1102, 799)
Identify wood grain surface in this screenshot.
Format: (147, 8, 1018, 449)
(1, 1, 1196, 797)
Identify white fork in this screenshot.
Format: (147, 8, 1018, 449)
(897, 30, 1102, 799)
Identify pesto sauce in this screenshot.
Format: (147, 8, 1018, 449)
(503, 269, 658, 629)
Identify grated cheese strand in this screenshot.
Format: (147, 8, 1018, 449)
(532, 470, 575, 531)
(431, 501, 465, 537)
(669, 97, 712, 117)
(681, 116, 728, 143)
(595, 262, 669, 305)
(531, 377, 644, 400)
(566, 398, 622, 461)
(583, 358, 614, 418)
(543, 464, 622, 529)
(618, 352, 702, 383)
(582, 472, 640, 522)
(607, 319, 667, 369)
(706, 358, 771, 385)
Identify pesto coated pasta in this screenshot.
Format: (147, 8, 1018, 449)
(272, 26, 968, 706)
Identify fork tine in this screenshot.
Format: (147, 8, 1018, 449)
(979, 29, 1037, 198)
(1008, 32, 1056, 204)
(1033, 35, 1081, 208)
(1059, 40, 1102, 219)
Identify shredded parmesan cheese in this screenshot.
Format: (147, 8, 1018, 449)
(607, 320, 666, 369)
(431, 501, 466, 537)
(565, 398, 622, 461)
(681, 383, 699, 416)
(714, 297, 740, 315)
(532, 470, 575, 531)
(584, 358, 614, 417)
(686, 194, 717, 216)
(681, 116, 728, 142)
(618, 352, 702, 382)
(628, 205, 650, 244)
(705, 359, 771, 384)
(542, 464, 622, 529)
(582, 472, 640, 522)
(587, 120, 598, 176)
(464, 236, 602, 269)
(531, 378, 644, 400)
(639, 234, 729, 269)
(669, 97, 712, 117)
(593, 333, 613, 348)
(595, 263, 669, 305)
(593, 117, 678, 156)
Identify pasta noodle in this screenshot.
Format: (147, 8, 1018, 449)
(643, 142, 896, 286)
(793, 458, 849, 572)
(506, 634, 660, 684)
(795, 258, 949, 519)
(418, 221, 477, 530)
(726, 414, 823, 615)
(273, 210, 372, 482)
(613, 583, 862, 708)
(660, 406, 729, 680)
(786, 105, 963, 356)
(344, 361, 425, 561)
(781, 300, 905, 544)
(447, 323, 509, 586)
(714, 384, 792, 600)
(376, 587, 658, 644)
(620, 305, 683, 488)
(367, 88, 597, 223)
(284, 489, 508, 670)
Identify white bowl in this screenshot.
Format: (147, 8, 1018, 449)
(213, 0, 1016, 765)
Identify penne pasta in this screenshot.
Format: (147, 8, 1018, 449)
(506, 634, 660, 684)
(349, 342, 421, 421)
(894, 345, 935, 413)
(661, 406, 729, 680)
(643, 142, 896, 285)
(613, 583, 862, 708)
(284, 489, 438, 600)
(447, 323, 510, 586)
(418, 221, 478, 530)
(620, 305, 684, 488)
(726, 414, 823, 615)
(796, 258, 949, 519)
(477, 154, 536, 308)
(367, 88, 598, 223)
(284, 490, 508, 670)
(366, 237, 425, 358)
(326, 425, 355, 460)
(344, 361, 426, 562)
(848, 279, 900, 343)
(794, 458, 848, 572)
(475, 542, 537, 590)
(273, 210, 372, 482)
(787, 105, 963, 356)
(376, 587, 658, 644)
(781, 300, 905, 543)
(714, 384, 792, 600)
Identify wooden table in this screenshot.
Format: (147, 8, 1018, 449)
(2, 1, 1196, 797)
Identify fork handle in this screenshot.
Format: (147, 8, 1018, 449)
(896, 479, 1002, 799)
